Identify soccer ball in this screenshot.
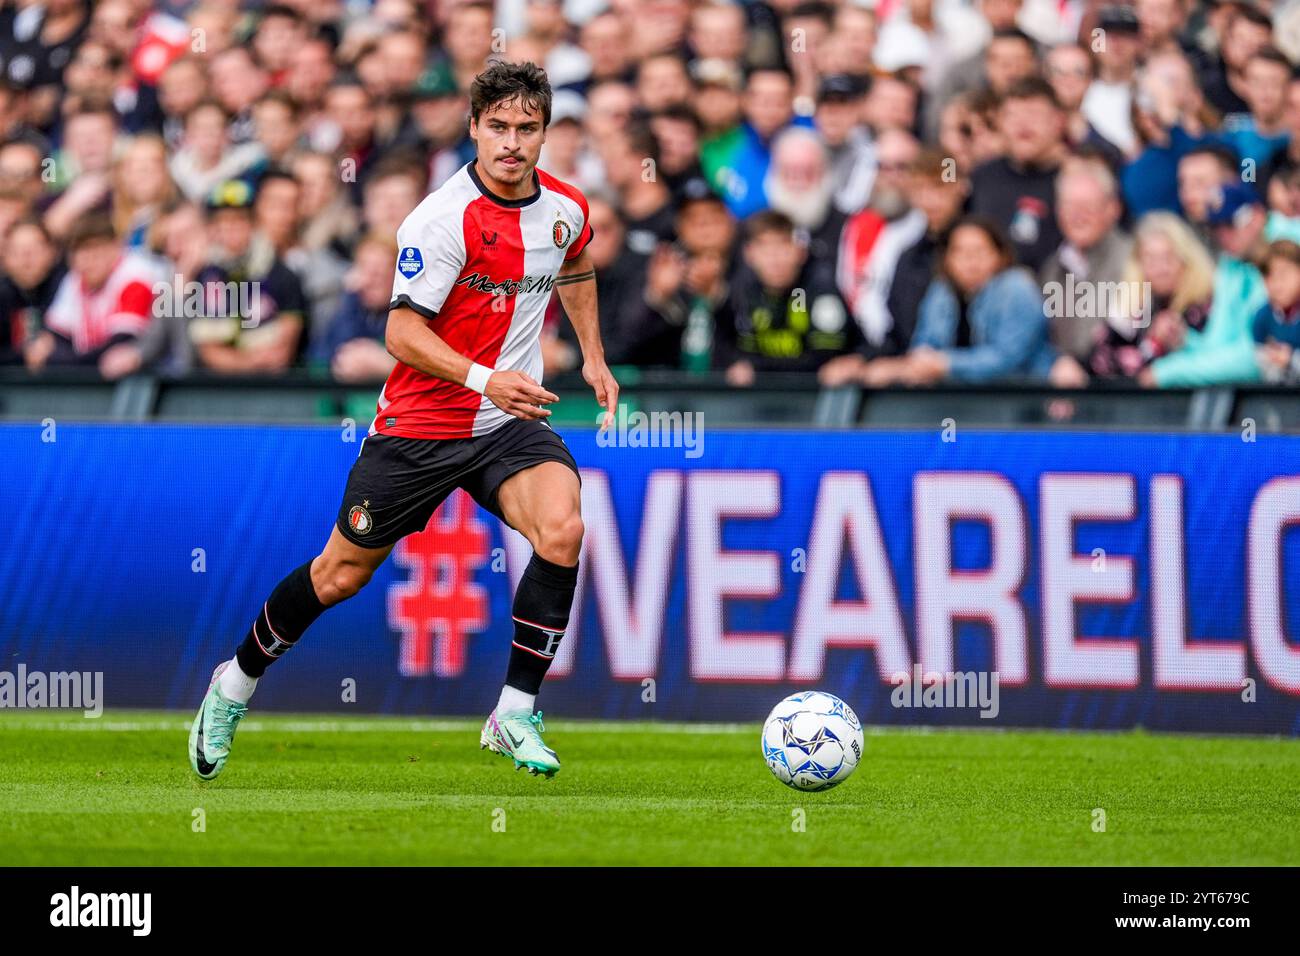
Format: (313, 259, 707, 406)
(761, 691, 863, 791)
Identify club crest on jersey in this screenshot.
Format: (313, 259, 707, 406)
(397, 247, 424, 279)
(553, 218, 572, 248)
(348, 504, 373, 535)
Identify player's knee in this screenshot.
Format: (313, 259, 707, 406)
(314, 560, 374, 605)
(535, 511, 583, 564)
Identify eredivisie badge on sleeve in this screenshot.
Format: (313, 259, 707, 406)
(397, 247, 424, 279)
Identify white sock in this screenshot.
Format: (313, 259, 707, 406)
(496, 685, 535, 715)
(218, 657, 259, 704)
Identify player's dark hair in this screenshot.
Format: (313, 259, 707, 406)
(470, 60, 553, 128)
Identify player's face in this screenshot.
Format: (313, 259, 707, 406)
(471, 98, 546, 189)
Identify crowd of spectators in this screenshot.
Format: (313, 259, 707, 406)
(3, 0, 1300, 390)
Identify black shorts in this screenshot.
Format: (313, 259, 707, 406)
(334, 418, 581, 548)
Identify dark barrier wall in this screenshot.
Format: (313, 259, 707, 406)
(2, 422, 1298, 733)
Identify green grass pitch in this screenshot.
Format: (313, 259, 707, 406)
(1, 710, 1297, 866)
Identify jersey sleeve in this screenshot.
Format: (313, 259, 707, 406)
(564, 191, 594, 261)
(390, 211, 467, 319)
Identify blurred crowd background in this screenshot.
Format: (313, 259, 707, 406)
(4, 0, 1300, 390)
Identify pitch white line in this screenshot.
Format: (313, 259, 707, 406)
(0, 717, 757, 734)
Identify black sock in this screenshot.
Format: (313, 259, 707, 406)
(505, 554, 579, 696)
(235, 561, 328, 678)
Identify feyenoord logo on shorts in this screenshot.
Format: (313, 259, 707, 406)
(552, 218, 571, 249)
(397, 247, 424, 279)
(348, 502, 373, 535)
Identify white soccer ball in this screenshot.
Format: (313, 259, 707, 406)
(761, 691, 863, 791)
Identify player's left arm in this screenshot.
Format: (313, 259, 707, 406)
(556, 247, 619, 429)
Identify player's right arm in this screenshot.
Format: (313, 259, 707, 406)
(386, 214, 556, 420)
(385, 307, 558, 420)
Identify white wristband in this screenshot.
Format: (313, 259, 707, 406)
(465, 362, 494, 394)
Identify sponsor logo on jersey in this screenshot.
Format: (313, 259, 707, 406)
(455, 272, 557, 296)
(397, 247, 425, 279)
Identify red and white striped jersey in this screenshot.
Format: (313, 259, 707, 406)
(45, 251, 161, 354)
(377, 160, 593, 439)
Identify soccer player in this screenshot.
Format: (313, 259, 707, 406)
(189, 61, 618, 780)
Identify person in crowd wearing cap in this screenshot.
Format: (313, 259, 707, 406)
(1142, 181, 1300, 386)
(1251, 237, 1300, 384)
(25, 211, 163, 380)
(814, 73, 876, 216)
(402, 61, 476, 191)
(1213, 46, 1292, 171)
(695, 58, 746, 172)
(836, 127, 927, 351)
(1176, 142, 1241, 242)
(968, 77, 1068, 271)
(188, 178, 307, 374)
(1081, 5, 1142, 157)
